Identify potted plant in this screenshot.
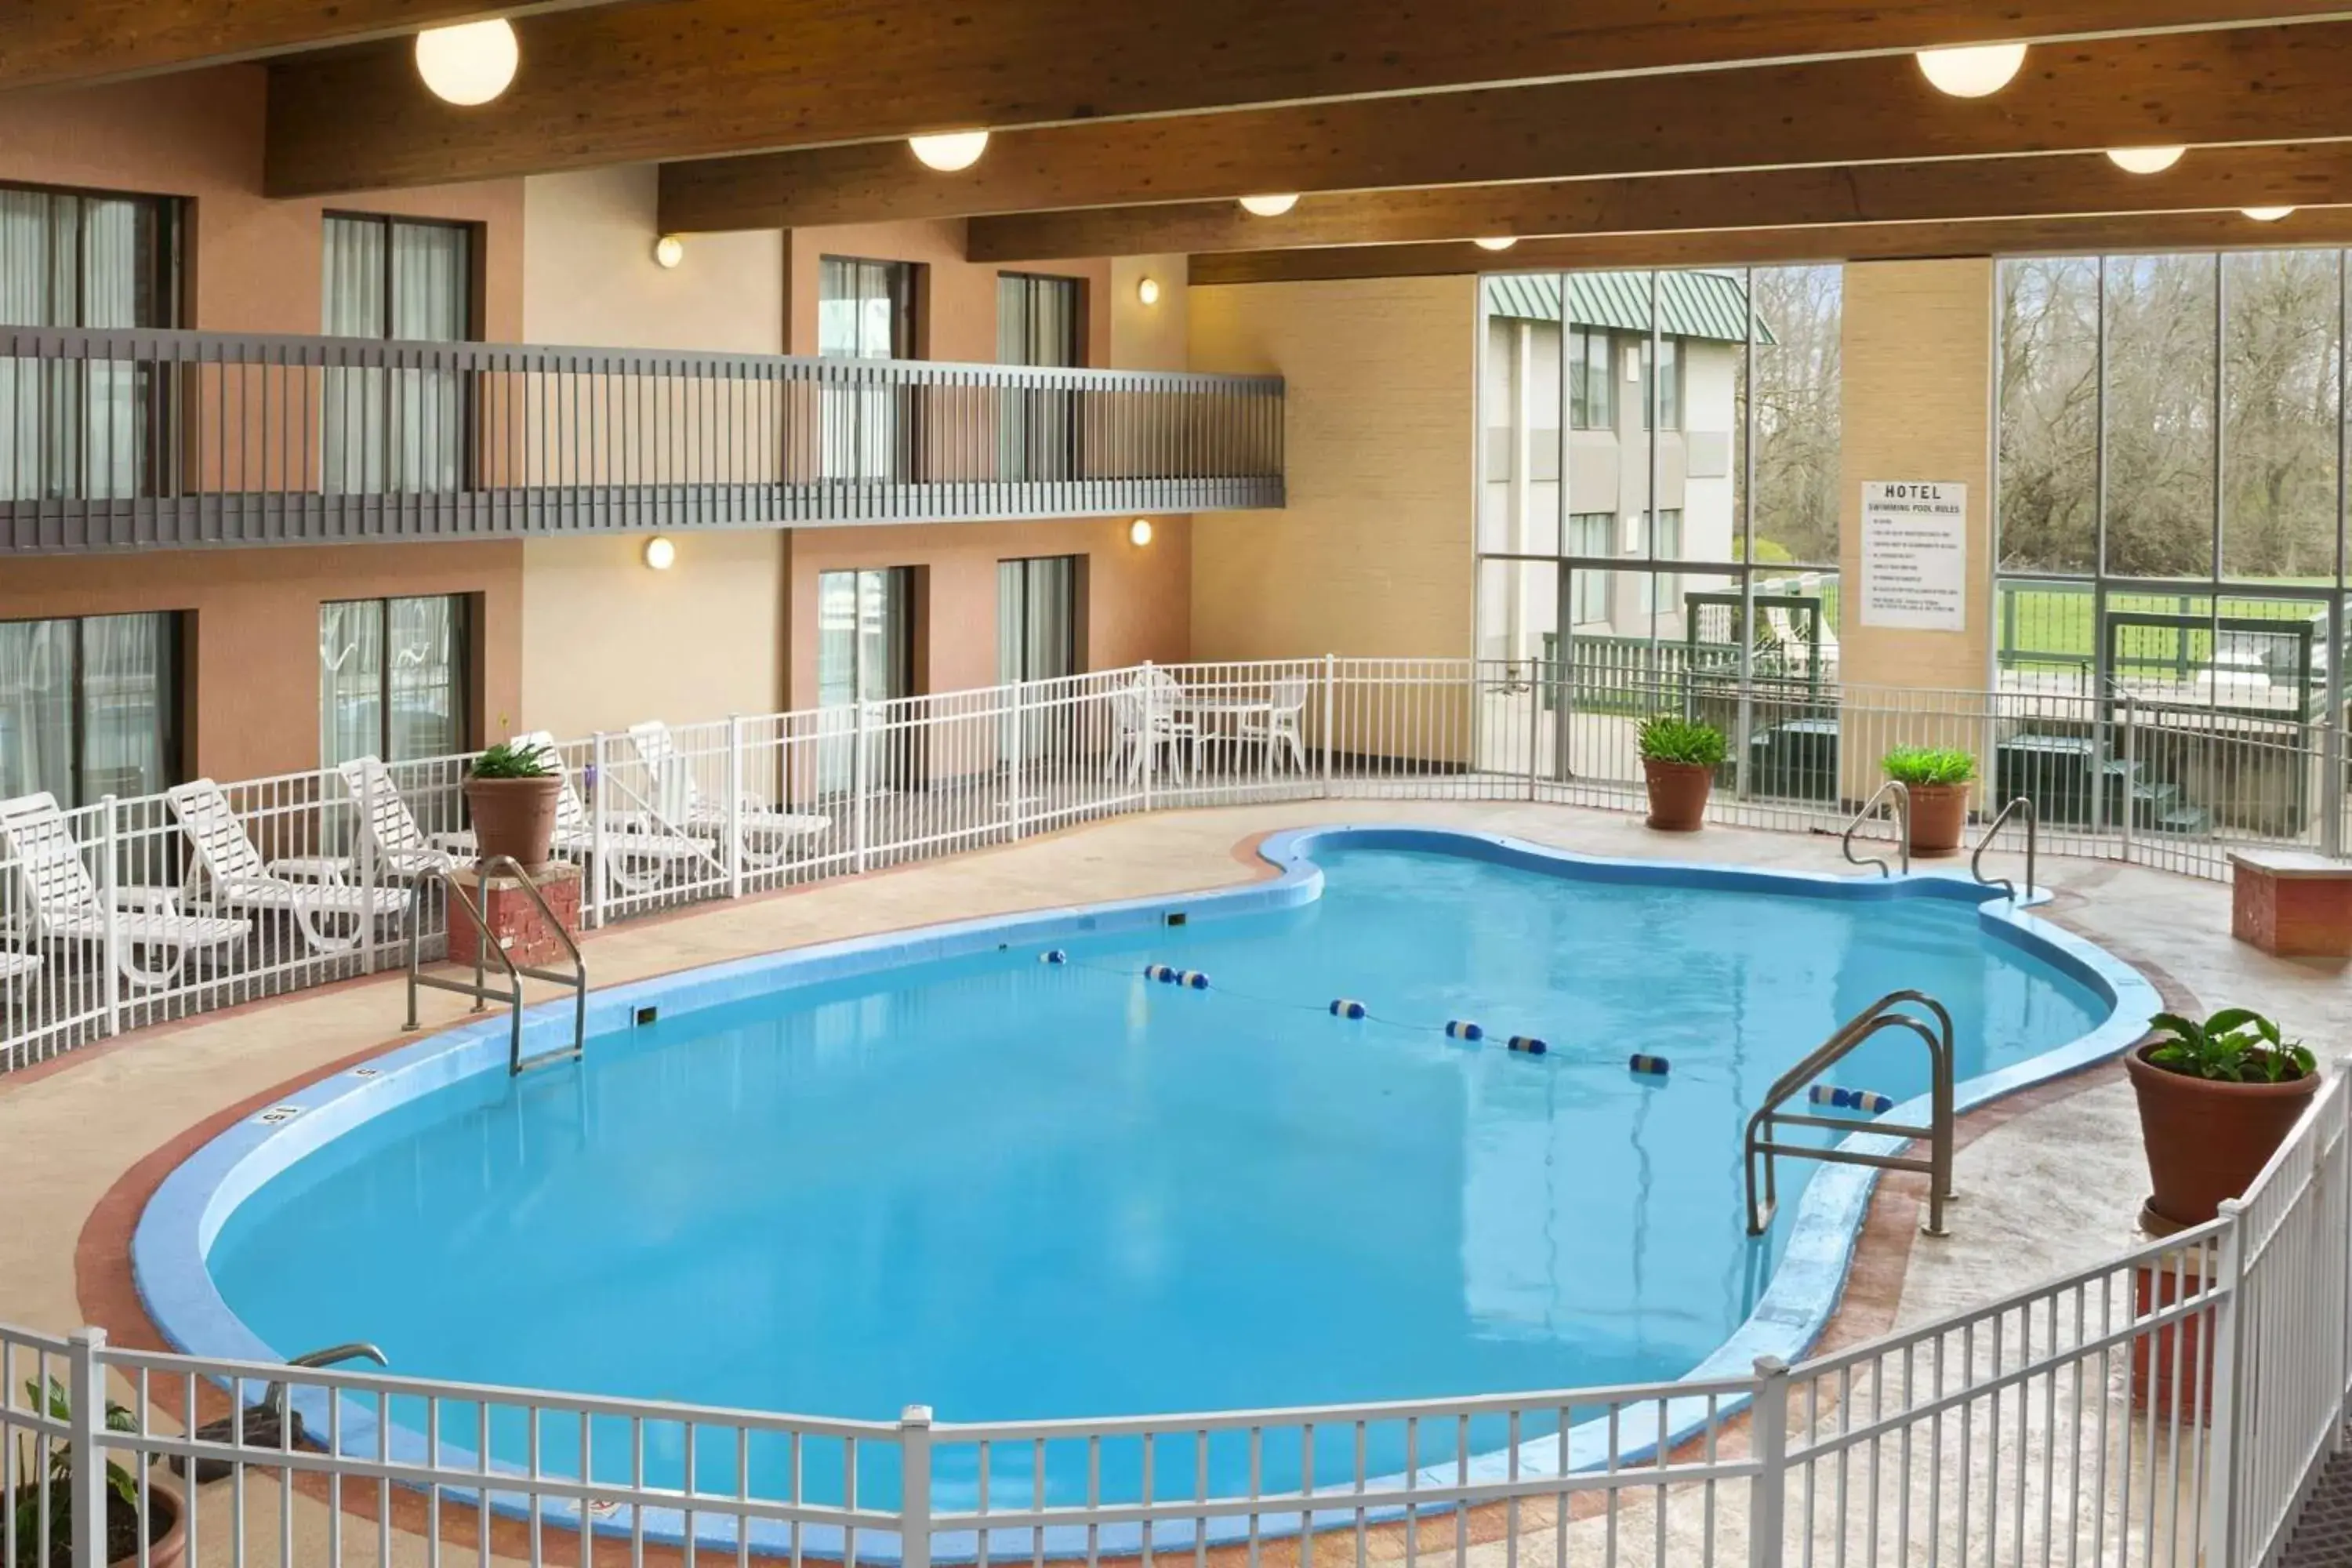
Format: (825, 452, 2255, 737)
(13, 1377, 184, 1568)
(1638, 715, 1726, 833)
(463, 738, 563, 869)
(1882, 746, 1976, 857)
(2127, 1008, 2321, 1230)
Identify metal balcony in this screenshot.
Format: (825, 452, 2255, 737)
(0, 327, 1285, 553)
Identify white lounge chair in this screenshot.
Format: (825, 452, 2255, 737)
(0, 792, 249, 990)
(622, 720, 829, 866)
(334, 756, 464, 878)
(506, 731, 713, 894)
(166, 780, 412, 956)
(0, 949, 42, 993)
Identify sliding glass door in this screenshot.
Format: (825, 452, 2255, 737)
(997, 554, 1080, 765)
(818, 258, 918, 482)
(0, 612, 180, 806)
(996, 273, 1080, 481)
(319, 595, 469, 766)
(321, 215, 474, 497)
(0, 184, 182, 502)
(815, 568, 914, 793)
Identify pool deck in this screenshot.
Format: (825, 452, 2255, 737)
(3, 798, 2348, 1568)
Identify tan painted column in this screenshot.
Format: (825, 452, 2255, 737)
(1835, 258, 1998, 804)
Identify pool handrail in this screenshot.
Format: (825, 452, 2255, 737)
(1971, 794, 2039, 902)
(404, 855, 587, 1076)
(1744, 989, 1956, 1238)
(1841, 780, 1911, 878)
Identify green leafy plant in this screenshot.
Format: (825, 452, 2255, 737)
(1637, 715, 1727, 769)
(2145, 1008, 2316, 1084)
(468, 739, 556, 780)
(1882, 746, 1977, 787)
(12, 1378, 139, 1568)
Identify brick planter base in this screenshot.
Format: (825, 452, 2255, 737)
(2230, 850, 2352, 958)
(445, 862, 583, 971)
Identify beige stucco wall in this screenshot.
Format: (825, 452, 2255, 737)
(517, 166, 789, 737)
(1109, 256, 1190, 372)
(521, 165, 785, 352)
(1835, 257, 1998, 798)
(1186, 276, 1478, 662)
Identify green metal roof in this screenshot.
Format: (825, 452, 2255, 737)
(1483, 270, 1773, 344)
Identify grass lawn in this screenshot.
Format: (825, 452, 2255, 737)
(1997, 580, 2337, 676)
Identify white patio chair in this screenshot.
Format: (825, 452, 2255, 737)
(0, 949, 43, 993)
(1106, 671, 1195, 782)
(622, 720, 830, 866)
(0, 792, 249, 990)
(507, 731, 713, 894)
(165, 780, 412, 956)
(334, 756, 464, 879)
(1236, 677, 1312, 775)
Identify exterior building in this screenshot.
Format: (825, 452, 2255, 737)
(1476, 271, 1759, 662)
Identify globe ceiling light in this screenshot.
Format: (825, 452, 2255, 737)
(414, 19, 520, 107)
(2243, 205, 2297, 222)
(1915, 42, 2027, 99)
(2106, 146, 2186, 175)
(1238, 194, 1300, 217)
(1474, 237, 1519, 252)
(908, 132, 990, 172)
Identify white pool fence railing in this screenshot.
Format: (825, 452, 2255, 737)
(2, 1073, 2343, 1568)
(2, 655, 2347, 1074)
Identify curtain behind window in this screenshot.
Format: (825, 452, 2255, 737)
(318, 598, 384, 767)
(818, 258, 914, 480)
(323, 216, 470, 496)
(997, 274, 1080, 481)
(387, 595, 463, 760)
(0, 190, 154, 501)
(79, 612, 170, 797)
(0, 619, 76, 803)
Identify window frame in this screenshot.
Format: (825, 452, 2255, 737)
(318, 593, 473, 765)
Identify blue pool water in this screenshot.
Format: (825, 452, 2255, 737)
(177, 834, 2125, 1519)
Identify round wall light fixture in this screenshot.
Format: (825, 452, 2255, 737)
(2243, 205, 2297, 222)
(1239, 194, 1299, 217)
(1137, 276, 1161, 306)
(909, 131, 989, 172)
(653, 235, 685, 269)
(1128, 518, 1155, 547)
(1915, 42, 2027, 98)
(414, 19, 519, 106)
(644, 536, 677, 571)
(1474, 237, 1519, 252)
(2105, 146, 2186, 175)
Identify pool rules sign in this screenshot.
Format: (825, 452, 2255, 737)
(1860, 481, 1969, 631)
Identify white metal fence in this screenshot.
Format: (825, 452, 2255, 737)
(5, 656, 2347, 1074)
(2, 1071, 2342, 1568)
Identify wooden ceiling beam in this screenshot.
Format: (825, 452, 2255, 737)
(264, 2, 2352, 197)
(661, 22, 2352, 232)
(968, 144, 2352, 260)
(0, 0, 619, 92)
(1187, 208, 2352, 284)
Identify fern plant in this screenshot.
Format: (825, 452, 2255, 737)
(12, 1378, 139, 1568)
(1882, 746, 1976, 787)
(468, 738, 556, 780)
(1636, 714, 1727, 768)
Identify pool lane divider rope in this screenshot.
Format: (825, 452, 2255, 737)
(1039, 949, 1582, 1063)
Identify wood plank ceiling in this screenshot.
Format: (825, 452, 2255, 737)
(14, 0, 2352, 274)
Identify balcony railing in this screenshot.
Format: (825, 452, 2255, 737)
(0, 327, 1286, 553)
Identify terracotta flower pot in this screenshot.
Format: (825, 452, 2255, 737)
(1904, 782, 1970, 858)
(1642, 757, 1713, 833)
(118, 1481, 187, 1568)
(463, 774, 563, 869)
(2125, 1043, 2321, 1229)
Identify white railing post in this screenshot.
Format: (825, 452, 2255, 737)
(1746, 1356, 1788, 1568)
(67, 1326, 107, 1568)
(898, 1404, 934, 1568)
(590, 731, 611, 928)
(98, 797, 121, 1037)
(1010, 679, 1028, 840)
(1140, 660, 1156, 815)
(2203, 1199, 2250, 1568)
(1322, 653, 1336, 797)
(853, 701, 871, 874)
(2120, 688, 2138, 865)
(359, 787, 379, 974)
(726, 714, 746, 899)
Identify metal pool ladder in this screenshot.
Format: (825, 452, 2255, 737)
(1744, 989, 1957, 1238)
(1842, 780, 1911, 877)
(1971, 795, 2039, 902)
(406, 855, 587, 1076)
